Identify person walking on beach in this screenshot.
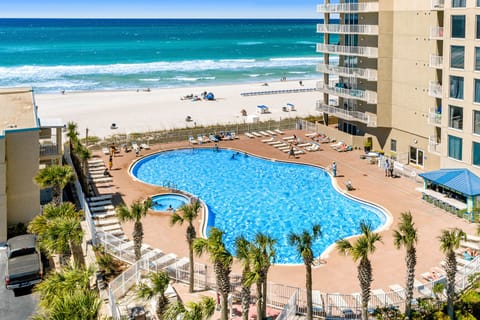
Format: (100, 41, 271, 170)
(332, 161, 337, 177)
(108, 155, 113, 170)
(388, 160, 394, 178)
(288, 145, 295, 158)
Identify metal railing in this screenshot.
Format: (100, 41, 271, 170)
(317, 24, 378, 35)
(316, 63, 378, 81)
(429, 54, 443, 69)
(429, 81, 443, 98)
(316, 102, 377, 127)
(316, 43, 378, 59)
(429, 136, 442, 154)
(430, 26, 444, 40)
(316, 83, 377, 104)
(432, 0, 445, 10)
(317, 2, 379, 13)
(428, 108, 442, 127)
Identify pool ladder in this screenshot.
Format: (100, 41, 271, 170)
(163, 180, 177, 190)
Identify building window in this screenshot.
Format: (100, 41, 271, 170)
(476, 48, 480, 71)
(450, 76, 464, 99)
(449, 105, 463, 130)
(448, 135, 462, 160)
(390, 139, 397, 152)
(475, 79, 480, 103)
(451, 15, 466, 38)
(474, 110, 480, 134)
(474, 142, 480, 166)
(452, 0, 466, 7)
(450, 46, 464, 69)
(478, 16, 480, 39)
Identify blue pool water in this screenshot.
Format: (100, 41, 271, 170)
(131, 148, 387, 264)
(151, 194, 189, 212)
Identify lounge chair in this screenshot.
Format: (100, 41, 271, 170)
(140, 142, 150, 150)
(209, 134, 219, 142)
(202, 135, 211, 143)
(267, 140, 283, 145)
(251, 131, 263, 137)
(245, 132, 255, 139)
(305, 132, 318, 138)
(231, 131, 239, 139)
(274, 129, 285, 135)
(282, 135, 296, 141)
(266, 130, 277, 136)
(102, 147, 110, 155)
(189, 136, 198, 144)
(273, 143, 288, 148)
(197, 135, 205, 144)
(261, 137, 275, 143)
(306, 143, 320, 152)
(330, 141, 344, 149)
(259, 131, 270, 136)
(297, 142, 312, 148)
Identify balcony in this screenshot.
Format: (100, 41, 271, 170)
(317, 82, 378, 104)
(317, 24, 379, 35)
(428, 136, 442, 154)
(429, 26, 444, 40)
(429, 54, 443, 69)
(317, 43, 378, 58)
(428, 107, 442, 126)
(316, 102, 377, 127)
(316, 64, 378, 81)
(40, 144, 61, 158)
(428, 81, 443, 98)
(317, 2, 379, 13)
(431, 0, 444, 10)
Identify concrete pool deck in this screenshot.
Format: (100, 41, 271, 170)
(94, 129, 478, 294)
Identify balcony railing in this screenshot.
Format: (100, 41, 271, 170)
(429, 26, 444, 40)
(431, 0, 445, 10)
(428, 81, 443, 98)
(317, 82, 378, 104)
(40, 144, 61, 158)
(429, 136, 442, 154)
(317, 2, 379, 13)
(429, 54, 443, 69)
(316, 102, 377, 127)
(317, 43, 378, 58)
(428, 107, 442, 126)
(316, 64, 378, 81)
(317, 24, 379, 35)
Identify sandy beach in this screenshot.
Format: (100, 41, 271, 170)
(36, 79, 320, 139)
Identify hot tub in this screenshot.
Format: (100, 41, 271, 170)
(151, 193, 189, 212)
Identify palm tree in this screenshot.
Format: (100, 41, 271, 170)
(28, 202, 85, 268)
(33, 264, 97, 319)
(170, 199, 201, 293)
(116, 197, 152, 261)
(76, 143, 92, 178)
(66, 121, 79, 152)
(438, 228, 466, 319)
(235, 236, 254, 320)
(241, 233, 276, 320)
(336, 222, 383, 320)
(163, 296, 216, 320)
(136, 271, 171, 319)
(193, 227, 233, 320)
(289, 224, 322, 320)
(392, 211, 418, 319)
(34, 165, 76, 204)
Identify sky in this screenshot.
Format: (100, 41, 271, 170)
(0, 0, 321, 19)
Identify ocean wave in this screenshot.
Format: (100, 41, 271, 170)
(0, 57, 323, 81)
(237, 41, 264, 46)
(296, 41, 317, 45)
(172, 76, 216, 82)
(139, 78, 160, 82)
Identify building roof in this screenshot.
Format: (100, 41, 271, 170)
(0, 87, 37, 135)
(419, 168, 480, 197)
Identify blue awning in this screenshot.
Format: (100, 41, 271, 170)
(257, 105, 268, 109)
(418, 168, 480, 197)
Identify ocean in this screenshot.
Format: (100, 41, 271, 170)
(0, 18, 331, 93)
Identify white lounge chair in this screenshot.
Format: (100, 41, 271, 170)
(140, 142, 150, 150)
(305, 132, 318, 138)
(102, 147, 110, 155)
(274, 129, 285, 135)
(259, 131, 270, 137)
(306, 144, 320, 152)
(188, 136, 198, 144)
(251, 131, 263, 137)
(261, 137, 275, 143)
(245, 132, 255, 139)
(266, 130, 277, 136)
(267, 140, 283, 145)
(282, 135, 296, 141)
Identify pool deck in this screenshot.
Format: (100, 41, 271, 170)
(95, 130, 477, 294)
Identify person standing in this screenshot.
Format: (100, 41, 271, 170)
(384, 159, 389, 177)
(389, 160, 394, 178)
(108, 155, 113, 170)
(332, 161, 337, 177)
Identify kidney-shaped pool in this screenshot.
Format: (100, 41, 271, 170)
(130, 148, 388, 264)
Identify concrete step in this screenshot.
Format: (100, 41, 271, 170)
(94, 218, 119, 227)
(90, 205, 115, 212)
(89, 200, 113, 207)
(87, 194, 113, 202)
(92, 210, 117, 219)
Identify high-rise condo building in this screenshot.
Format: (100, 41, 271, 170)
(316, 0, 480, 176)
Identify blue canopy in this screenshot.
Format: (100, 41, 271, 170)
(419, 168, 480, 197)
(257, 105, 268, 109)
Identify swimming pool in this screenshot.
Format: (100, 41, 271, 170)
(151, 193, 190, 212)
(131, 148, 388, 264)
